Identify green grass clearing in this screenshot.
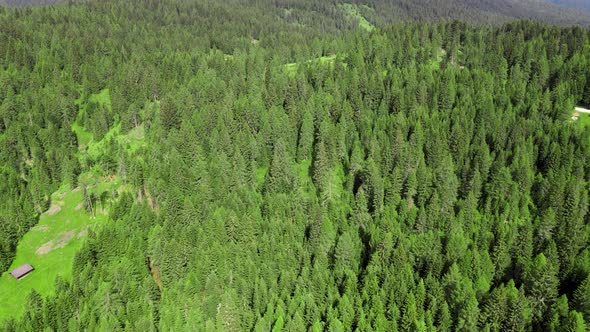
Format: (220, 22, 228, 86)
(339, 3, 374, 31)
(73, 88, 146, 163)
(284, 54, 344, 76)
(72, 88, 112, 149)
(0, 177, 123, 321)
(427, 48, 465, 71)
(427, 48, 447, 71)
(575, 113, 590, 127)
(85, 123, 146, 160)
(256, 167, 268, 189)
(0, 87, 142, 323)
(571, 108, 590, 147)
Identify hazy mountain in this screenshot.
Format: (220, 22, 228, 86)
(0, 0, 62, 5)
(364, 0, 590, 26)
(2, 0, 589, 26)
(548, 0, 590, 12)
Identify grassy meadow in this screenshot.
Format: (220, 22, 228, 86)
(0, 88, 144, 322)
(0, 177, 120, 320)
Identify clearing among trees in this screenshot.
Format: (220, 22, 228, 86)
(0, 88, 140, 322)
(0, 178, 120, 321)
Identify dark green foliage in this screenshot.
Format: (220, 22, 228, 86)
(2, 0, 590, 330)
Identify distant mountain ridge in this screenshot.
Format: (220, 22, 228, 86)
(363, 0, 590, 26)
(548, 0, 590, 12)
(1, 0, 590, 27)
(0, 0, 62, 5)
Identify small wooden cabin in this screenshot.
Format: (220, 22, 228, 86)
(10, 264, 34, 280)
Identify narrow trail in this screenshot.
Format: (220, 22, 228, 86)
(575, 107, 590, 114)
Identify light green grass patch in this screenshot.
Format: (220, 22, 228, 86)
(256, 167, 268, 189)
(339, 3, 374, 31)
(294, 159, 316, 200)
(321, 163, 345, 204)
(318, 54, 338, 65)
(88, 88, 112, 112)
(427, 48, 465, 71)
(284, 54, 343, 76)
(571, 109, 590, 147)
(120, 125, 146, 154)
(296, 159, 312, 184)
(0, 177, 121, 321)
(73, 88, 146, 162)
(72, 88, 112, 149)
(427, 48, 447, 71)
(575, 112, 590, 127)
(71, 121, 93, 148)
(284, 62, 299, 75)
(85, 123, 146, 160)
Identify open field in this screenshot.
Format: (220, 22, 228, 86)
(0, 177, 121, 321)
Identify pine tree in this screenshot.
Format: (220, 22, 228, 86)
(265, 139, 295, 194)
(525, 253, 559, 325)
(573, 276, 590, 322)
(297, 109, 315, 162)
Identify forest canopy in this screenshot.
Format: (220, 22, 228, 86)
(0, 0, 590, 331)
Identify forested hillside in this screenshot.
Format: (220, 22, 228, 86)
(1, 0, 590, 331)
(3, 0, 590, 26)
(0, 0, 62, 5)
(360, 0, 590, 26)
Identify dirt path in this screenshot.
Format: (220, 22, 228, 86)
(46, 205, 61, 215)
(35, 231, 75, 255)
(46, 200, 65, 215)
(575, 107, 590, 114)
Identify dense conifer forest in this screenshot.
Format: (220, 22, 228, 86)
(1, 0, 590, 331)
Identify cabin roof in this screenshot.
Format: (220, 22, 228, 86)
(10, 264, 34, 279)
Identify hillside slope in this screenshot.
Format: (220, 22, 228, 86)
(2, 0, 590, 26)
(0, 0, 62, 5)
(1, 0, 590, 330)
(363, 0, 590, 26)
